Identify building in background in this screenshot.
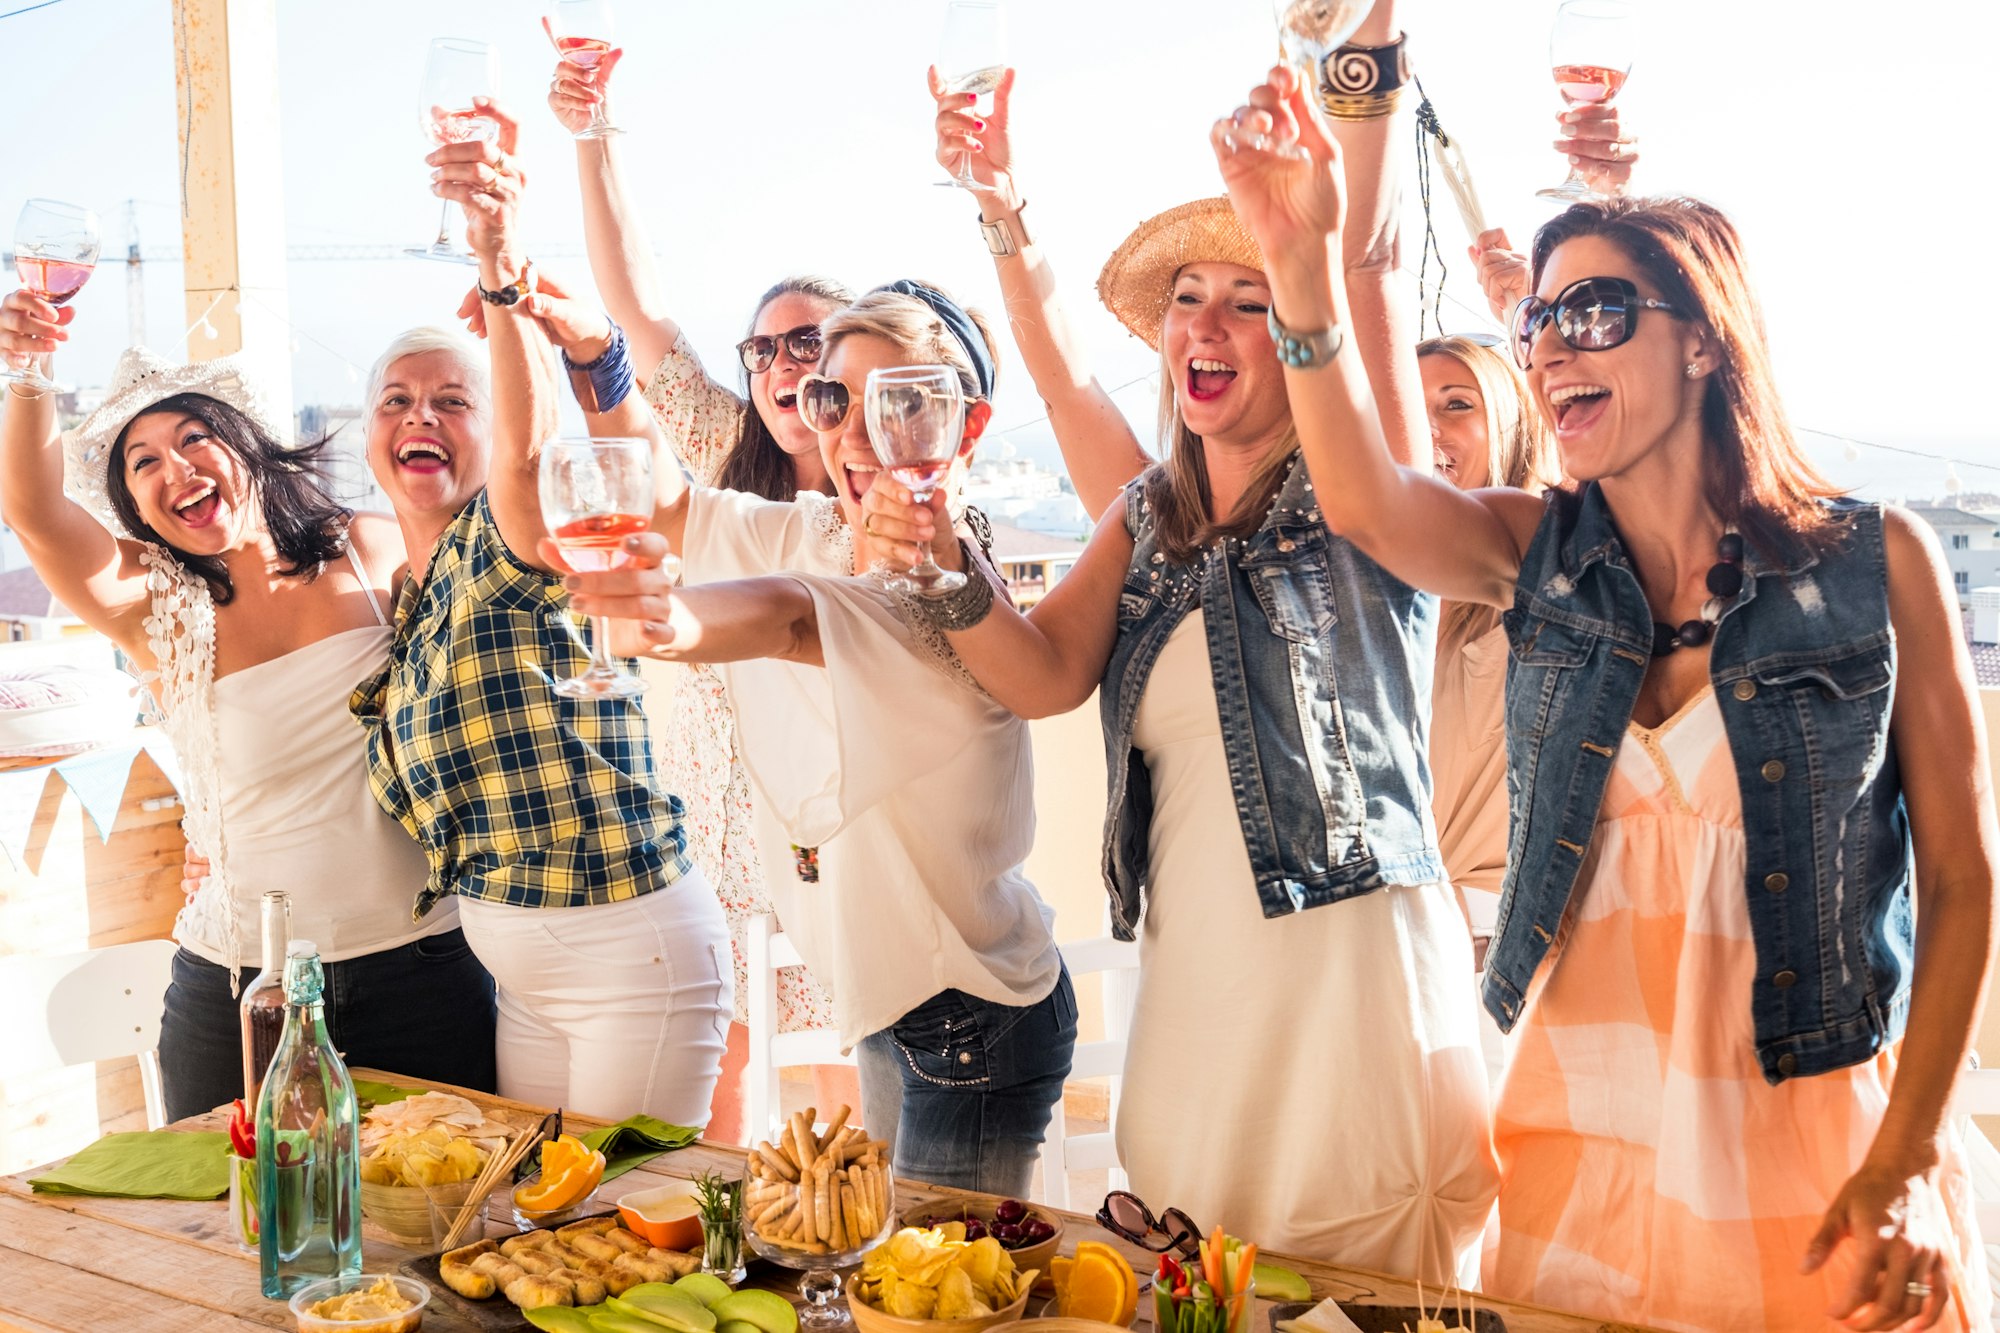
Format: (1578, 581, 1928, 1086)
(987, 521, 1086, 610)
(0, 566, 83, 642)
(1909, 500, 2000, 608)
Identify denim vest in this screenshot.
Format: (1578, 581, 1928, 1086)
(1098, 455, 1445, 940)
(1485, 485, 1910, 1084)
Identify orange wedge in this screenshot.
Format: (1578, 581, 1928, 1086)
(514, 1134, 604, 1212)
(1073, 1242, 1139, 1325)
(1059, 1247, 1135, 1325)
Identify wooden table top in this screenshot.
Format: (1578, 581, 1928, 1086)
(0, 1070, 1651, 1333)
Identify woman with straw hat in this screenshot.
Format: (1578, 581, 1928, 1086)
(864, 3, 1492, 1278)
(0, 298, 496, 1123)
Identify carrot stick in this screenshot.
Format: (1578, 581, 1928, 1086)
(1203, 1228, 1223, 1292)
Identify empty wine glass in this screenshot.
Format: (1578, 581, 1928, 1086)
(546, 0, 621, 139)
(1537, 0, 1635, 202)
(406, 38, 498, 264)
(1271, 0, 1373, 98)
(865, 366, 967, 596)
(3, 199, 100, 394)
(934, 0, 1007, 189)
(540, 437, 654, 698)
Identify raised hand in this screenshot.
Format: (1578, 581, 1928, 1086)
(929, 64, 1019, 203)
(459, 270, 614, 362)
(428, 98, 526, 264)
(0, 289, 71, 374)
(1556, 101, 1638, 196)
(1211, 64, 1347, 271)
(1469, 227, 1530, 325)
(541, 530, 684, 657)
(545, 33, 623, 137)
(858, 471, 961, 577)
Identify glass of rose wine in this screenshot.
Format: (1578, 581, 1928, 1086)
(865, 366, 967, 595)
(407, 37, 498, 264)
(546, 0, 621, 139)
(934, 0, 1007, 189)
(1537, 0, 1635, 202)
(541, 437, 654, 698)
(4, 199, 100, 393)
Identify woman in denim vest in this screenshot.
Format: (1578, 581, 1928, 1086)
(1213, 58, 1995, 1331)
(864, 6, 1495, 1281)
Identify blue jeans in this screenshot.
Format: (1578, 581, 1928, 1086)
(158, 930, 498, 1122)
(856, 967, 1076, 1197)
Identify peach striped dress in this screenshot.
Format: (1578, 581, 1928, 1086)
(1485, 688, 1991, 1332)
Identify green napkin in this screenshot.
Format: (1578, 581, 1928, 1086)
(580, 1114, 700, 1184)
(351, 1079, 425, 1109)
(29, 1130, 232, 1200)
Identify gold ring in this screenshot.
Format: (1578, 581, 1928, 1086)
(863, 514, 878, 537)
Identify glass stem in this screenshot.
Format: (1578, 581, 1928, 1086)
(433, 199, 454, 248)
(590, 613, 619, 675)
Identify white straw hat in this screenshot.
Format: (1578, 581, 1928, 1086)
(62, 347, 285, 537)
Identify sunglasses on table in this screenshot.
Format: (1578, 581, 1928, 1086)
(1510, 276, 1683, 371)
(735, 323, 824, 374)
(1097, 1190, 1201, 1260)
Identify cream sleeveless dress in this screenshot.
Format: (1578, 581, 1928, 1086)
(1114, 610, 1497, 1284)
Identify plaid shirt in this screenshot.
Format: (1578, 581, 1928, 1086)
(350, 492, 690, 919)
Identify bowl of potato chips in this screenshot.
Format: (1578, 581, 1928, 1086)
(355, 1093, 518, 1245)
(846, 1225, 1036, 1333)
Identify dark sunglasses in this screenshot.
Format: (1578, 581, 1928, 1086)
(735, 323, 823, 374)
(795, 373, 853, 433)
(1511, 276, 1683, 371)
(1097, 1190, 1201, 1259)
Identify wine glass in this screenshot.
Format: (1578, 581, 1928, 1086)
(540, 437, 654, 698)
(406, 38, 498, 264)
(934, 0, 1007, 189)
(865, 366, 967, 596)
(1537, 0, 1635, 202)
(745, 1158, 896, 1331)
(546, 0, 621, 139)
(3, 199, 100, 394)
(1271, 0, 1374, 99)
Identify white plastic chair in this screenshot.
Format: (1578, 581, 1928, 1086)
(1038, 933, 1140, 1210)
(744, 913, 855, 1144)
(0, 938, 179, 1128)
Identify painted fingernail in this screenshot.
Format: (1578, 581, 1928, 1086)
(563, 576, 580, 591)
(966, 93, 977, 103)
(625, 535, 644, 549)
(974, 120, 986, 131)
(644, 621, 669, 637)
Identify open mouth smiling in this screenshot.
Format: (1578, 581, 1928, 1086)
(1186, 357, 1236, 401)
(395, 437, 452, 474)
(171, 480, 220, 527)
(1546, 382, 1611, 434)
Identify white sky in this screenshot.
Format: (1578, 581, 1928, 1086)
(5, 0, 1997, 497)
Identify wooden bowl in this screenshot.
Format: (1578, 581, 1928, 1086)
(898, 1201, 1063, 1291)
(845, 1275, 1030, 1333)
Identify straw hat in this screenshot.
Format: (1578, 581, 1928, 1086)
(1096, 197, 1267, 351)
(62, 347, 285, 537)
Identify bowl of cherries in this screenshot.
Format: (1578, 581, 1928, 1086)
(905, 1198, 1064, 1288)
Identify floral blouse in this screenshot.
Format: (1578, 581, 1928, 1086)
(642, 331, 837, 1033)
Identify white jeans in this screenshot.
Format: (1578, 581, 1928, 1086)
(457, 874, 732, 1127)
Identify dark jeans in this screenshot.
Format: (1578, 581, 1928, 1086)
(855, 966, 1077, 1197)
(159, 929, 498, 1123)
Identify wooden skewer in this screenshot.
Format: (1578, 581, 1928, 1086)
(442, 1127, 540, 1251)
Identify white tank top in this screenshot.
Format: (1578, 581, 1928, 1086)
(175, 547, 451, 966)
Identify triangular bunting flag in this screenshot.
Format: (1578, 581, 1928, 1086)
(52, 746, 144, 843)
(0, 766, 53, 870)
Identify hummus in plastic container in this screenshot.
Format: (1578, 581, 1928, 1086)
(288, 1273, 428, 1333)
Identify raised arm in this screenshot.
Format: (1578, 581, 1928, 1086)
(0, 294, 150, 646)
(1216, 63, 1539, 608)
(931, 67, 1150, 516)
(859, 478, 1129, 719)
(551, 532, 821, 668)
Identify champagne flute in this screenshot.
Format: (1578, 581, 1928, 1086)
(540, 437, 654, 698)
(1537, 0, 1635, 202)
(406, 38, 498, 264)
(934, 0, 1007, 189)
(546, 0, 621, 139)
(3, 199, 100, 394)
(865, 367, 967, 596)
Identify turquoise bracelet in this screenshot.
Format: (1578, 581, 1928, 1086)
(1267, 308, 1346, 369)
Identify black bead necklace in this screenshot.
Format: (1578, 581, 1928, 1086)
(1650, 531, 1745, 657)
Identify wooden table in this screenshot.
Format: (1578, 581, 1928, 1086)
(0, 1071, 1650, 1333)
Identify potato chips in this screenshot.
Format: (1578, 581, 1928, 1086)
(855, 1224, 1037, 1321)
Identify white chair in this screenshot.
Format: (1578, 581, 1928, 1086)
(744, 913, 855, 1145)
(1038, 933, 1140, 1210)
(0, 938, 179, 1129)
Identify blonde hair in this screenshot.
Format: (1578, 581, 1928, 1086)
(819, 285, 1001, 407)
(1142, 343, 1298, 566)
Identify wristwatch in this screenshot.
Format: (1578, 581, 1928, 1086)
(478, 260, 537, 307)
(979, 202, 1031, 258)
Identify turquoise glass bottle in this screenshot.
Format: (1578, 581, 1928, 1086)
(256, 939, 362, 1299)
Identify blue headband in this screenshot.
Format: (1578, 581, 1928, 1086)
(879, 279, 995, 400)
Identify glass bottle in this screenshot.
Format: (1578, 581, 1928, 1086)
(239, 890, 291, 1107)
(256, 939, 362, 1300)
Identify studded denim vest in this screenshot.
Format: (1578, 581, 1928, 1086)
(1097, 455, 1446, 940)
(1485, 485, 1910, 1084)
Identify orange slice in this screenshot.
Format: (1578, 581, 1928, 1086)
(1059, 1249, 1132, 1324)
(514, 1136, 605, 1212)
(1072, 1243, 1137, 1323)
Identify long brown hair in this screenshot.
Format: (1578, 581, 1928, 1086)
(713, 275, 855, 499)
(1531, 196, 1845, 557)
(1143, 342, 1298, 566)
(1417, 335, 1560, 650)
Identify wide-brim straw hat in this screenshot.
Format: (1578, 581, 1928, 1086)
(62, 346, 285, 538)
(1096, 197, 1267, 350)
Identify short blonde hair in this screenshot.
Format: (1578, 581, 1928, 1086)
(819, 286, 1000, 404)
(363, 326, 490, 410)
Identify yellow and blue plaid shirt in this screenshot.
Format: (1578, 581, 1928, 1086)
(350, 492, 690, 920)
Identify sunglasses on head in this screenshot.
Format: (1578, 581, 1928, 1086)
(1511, 276, 1683, 371)
(735, 323, 824, 374)
(795, 373, 853, 433)
(1097, 1190, 1201, 1260)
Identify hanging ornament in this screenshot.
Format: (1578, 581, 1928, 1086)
(1945, 462, 1964, 495)
(1842, 441, 1861, 462)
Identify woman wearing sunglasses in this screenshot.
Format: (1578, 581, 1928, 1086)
(546, 49, 856, 1142)
(1216, 57, 1994, 1332)
(545, 281, 1074, 1197)
(871, 4, 1493, 1283)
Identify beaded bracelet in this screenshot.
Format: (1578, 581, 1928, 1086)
(915, 540, 997, 631)
(561, 319, 634, 414)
